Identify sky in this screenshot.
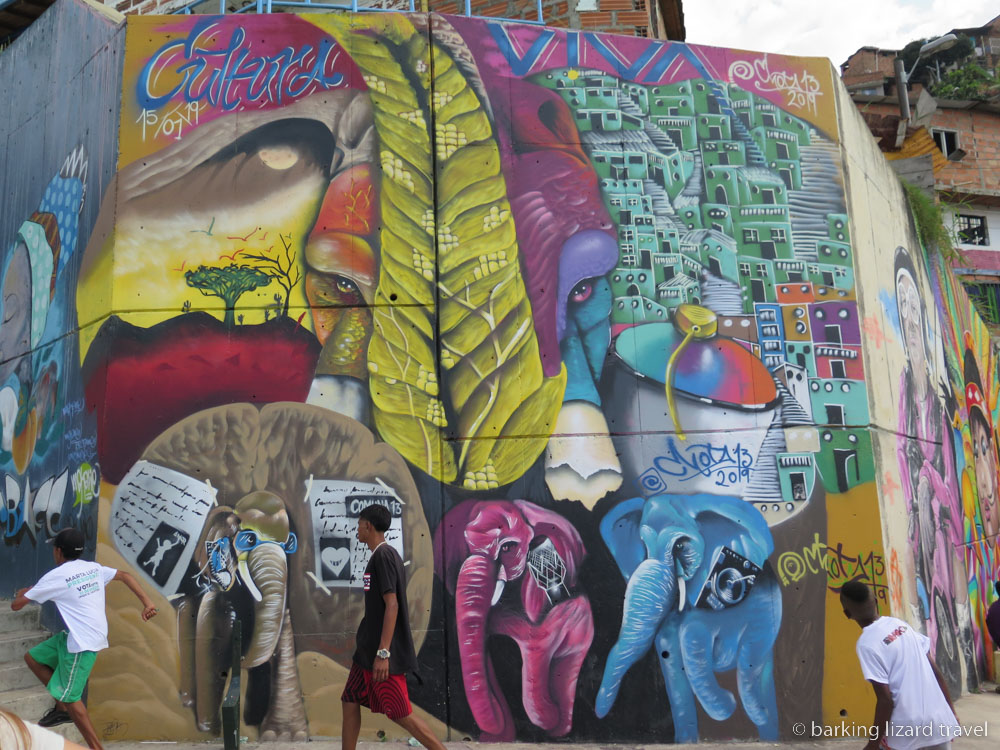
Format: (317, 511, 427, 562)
(683, 0, 999, 69)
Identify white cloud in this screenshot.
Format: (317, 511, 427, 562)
(684, 0, 999, 68)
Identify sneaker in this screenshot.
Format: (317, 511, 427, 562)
(38, 706, 72, 727)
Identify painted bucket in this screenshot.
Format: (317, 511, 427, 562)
(609, 322, 780, 496)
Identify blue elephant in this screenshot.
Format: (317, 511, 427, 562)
(596, 493, 781, 742)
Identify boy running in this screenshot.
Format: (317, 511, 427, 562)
(341, 504, 446, 750)
(840, 580, 959, 750)
(11, 527, 158, 750)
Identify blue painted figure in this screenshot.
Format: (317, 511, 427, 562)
(596, 493, 781, 741)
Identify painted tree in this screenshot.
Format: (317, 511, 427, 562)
(243, 234, 301, 318)
(184, 264, 272, 326)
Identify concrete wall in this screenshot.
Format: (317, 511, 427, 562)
(838, 73, 998, 695)
(0, 0, 123, 627)
(4, 6, 998, 745)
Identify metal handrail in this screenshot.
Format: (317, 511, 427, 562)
(172, 0, 545, 25)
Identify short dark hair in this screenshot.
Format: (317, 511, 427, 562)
(359, 504, 391, 533)
(840, 580, 871, 604)
(53, 528, 85, 560)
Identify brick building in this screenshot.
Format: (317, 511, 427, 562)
(105, 0, 684, 40)
(840, 14, 1000, 330)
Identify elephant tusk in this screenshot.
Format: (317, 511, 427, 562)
(239, 558, 263, 602)
(677, 576, 686, 612)
(492, 579, 505, 606)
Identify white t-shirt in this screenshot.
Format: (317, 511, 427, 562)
(26, 559, 118, 653)
(855, 616, 959, 750)
(0, 715, 66, 750)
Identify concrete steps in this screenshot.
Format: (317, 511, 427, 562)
(0, 600, 84, 744)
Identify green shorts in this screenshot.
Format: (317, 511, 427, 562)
(28, 631, 97, 703)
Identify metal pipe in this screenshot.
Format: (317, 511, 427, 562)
(894, 57, 910, 123)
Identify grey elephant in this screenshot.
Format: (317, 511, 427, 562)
(595, 493, 781, 742)
(117, 402, 433, 741)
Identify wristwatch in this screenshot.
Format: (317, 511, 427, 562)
(376, 648, 390, 660)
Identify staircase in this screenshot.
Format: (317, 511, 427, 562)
(0, 601, 84, 744)
(704, 80, 768, 167)
(789, 138, 846, 260)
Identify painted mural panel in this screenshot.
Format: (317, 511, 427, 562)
(65, 10, 894, 743)
(0, 0, 121, 614)
(853, 167, 998, 691)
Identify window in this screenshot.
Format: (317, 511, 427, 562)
(743, 228, 759, 243)
(757, 263, 769, 277)
(739, 262, 751, 276)
(771, 228, 787, 243)
(830, 360, 847, 379)
(932, 129, 959, 158)
(957, 214, 989, 246)
(634, 26, 649, 38)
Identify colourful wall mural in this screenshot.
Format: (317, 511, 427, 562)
(7, 4, 998, 746)
(0, 0, 121, 620)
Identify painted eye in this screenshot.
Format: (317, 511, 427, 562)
(501, 541, 516, 553)
(334, 276, 359, 295)
(570, 281, 594, 303)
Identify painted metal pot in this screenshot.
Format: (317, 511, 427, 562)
(609, 309, 779, 496)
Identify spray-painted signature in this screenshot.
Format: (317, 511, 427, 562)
(728, 55, 823, 115)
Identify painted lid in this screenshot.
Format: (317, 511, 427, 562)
(613, 322, 778, 409)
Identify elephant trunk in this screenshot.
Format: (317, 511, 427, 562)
(243, 543, 289, 669)
(456, 554, 513, 740)
(176, 595, 199, 708)
(194, 590, 236, 732)
(596, 558, 676, 718)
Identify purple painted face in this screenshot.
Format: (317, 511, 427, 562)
(556, 230, 619, 341)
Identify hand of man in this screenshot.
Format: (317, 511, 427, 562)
(141, 605, 159, 621)
(373, 656, 389, 683)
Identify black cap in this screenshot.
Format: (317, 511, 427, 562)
(52, 528, 85, 555)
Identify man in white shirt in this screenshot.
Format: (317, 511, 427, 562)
(11, 528, 158, 750)
(840, 580, 959, 750)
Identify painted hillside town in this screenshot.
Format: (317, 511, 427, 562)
(0, 1, 998, 749)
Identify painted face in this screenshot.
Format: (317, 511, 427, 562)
(896, 271, 925, 374)
(971, 415, 999, 538)
(0, 242, 32, 383)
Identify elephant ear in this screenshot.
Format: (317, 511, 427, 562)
(599, 497, 647, 579)
(433, 500, 485, 595)
(686, 493, 774, 565)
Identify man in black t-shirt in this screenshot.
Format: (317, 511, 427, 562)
(341, 504, 446, 750)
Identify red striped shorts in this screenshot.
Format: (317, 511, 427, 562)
(341, 662, 412, 719)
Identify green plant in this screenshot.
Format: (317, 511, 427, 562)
(931, 63, 999, 101)
(901, 180, 965, 264)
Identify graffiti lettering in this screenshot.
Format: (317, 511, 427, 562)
(487, 23, 712, 83)
(777, 533, 888, 605)
(0, 470, 69, 541)
(72, 463, 99, 507)
(65, 426, 98, 465)
(728, 55, 823, 114)
(136, 21, 345, 113)
(640, 440, 755, 491)
(136, 102, 203, 142)
(61, 399, 85, 419)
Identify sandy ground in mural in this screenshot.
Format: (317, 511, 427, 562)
(90, 484, 451, 743)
